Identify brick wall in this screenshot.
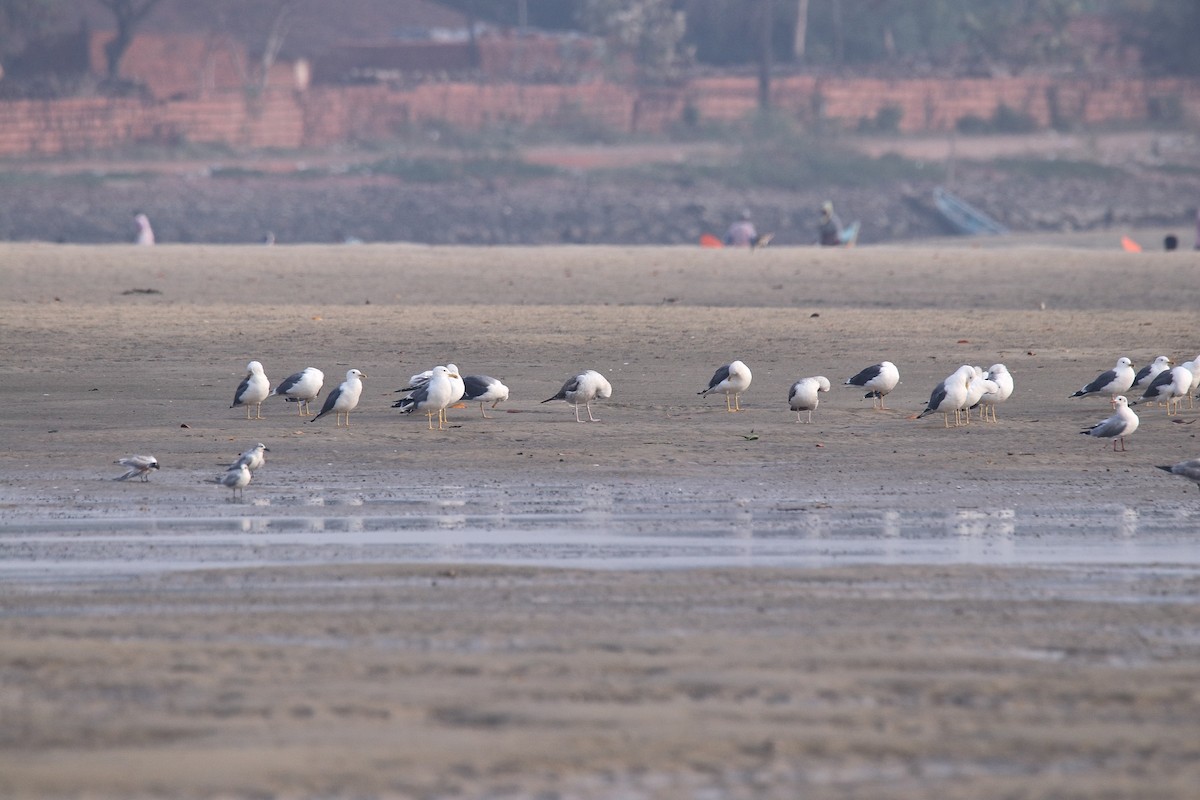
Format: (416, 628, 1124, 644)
(1, 75, 1197, 158)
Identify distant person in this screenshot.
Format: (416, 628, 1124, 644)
(817, 200, 860, 247)
(134, 212, 155, 245)
(1164, 234, 1178, 251)
(724, 209, 757, 247)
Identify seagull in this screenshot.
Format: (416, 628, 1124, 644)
(1080, 395, 1139, 451)
(231, 442, 269, 472)
(270, 367, 324, 416)
(231, 360, 270, 420)
(1156, 457, 1200, 492)
(1070, 357, 1135, 401)
(393, 365, 460, 429)
(962, 367, 997, 426)
(542, 369, 612, 422)
(844, 361, 899, 409)
(461, 375, 509, 418)
(788, 376, 830, 423)
(977, 363, 1014, 422)
(918, 365, 974, 427)
(1134, 364, 1194, 415)
(309, 368, 365, 426)
(698, 360, 752, 412)
(114, 455, 159, 482)
(1131, 355, 1172, 394)
(134, 212, 154, 245)
(1182, 355, 1200, 409)
(396, 363, 466, 419)
(220, 462, 252, 499)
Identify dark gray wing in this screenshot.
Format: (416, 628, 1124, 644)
(272, 371, 304, 396)
(231, 375, 251, 406)
(1073, 368, 1116, 397)
(462, 375, 494, 401)
(700, 364, 731, 395)
(1132, 364, 1153, 386)
(1141, 368, 1172, 399)
(845, 364, 881, 387)
(393, 382, 430, 413)
(921, 383, 948, 415)
(310, 384, 343, 421)
(543, 374, 580, 403)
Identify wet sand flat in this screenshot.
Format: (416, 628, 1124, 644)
(2, 242, 1200, 798)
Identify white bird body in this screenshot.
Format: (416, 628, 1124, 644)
(1131, 355, 1172, 392)
(461, 375, 509, 418)
(978, 363, 1013, 422)
(220, 463, 252, 499)
(1081, 395, 1139, 451)
(1071, 356, 1134, 400)
(542, 369, 612, 422)
(309, 369, 365, 426)
(134, 213, 154, 245)
(699, 360, 752, 412)
(918, 365, 974, 427)
(844, 360, 899, 409)
(1136, 364, 1193, 415)
(395, 365, 460, 429)
(231, 360, 270, 419)
(788, 376, 831, 423)
(271, 367, 324, 416)
(114, 454, 159, 481)
(231, 442, 269, 472)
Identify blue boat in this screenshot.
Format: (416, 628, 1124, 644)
(933, 187, 1009, 236)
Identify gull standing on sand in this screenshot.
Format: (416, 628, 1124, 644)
(231, 442, 269, 472)
(918, 365, 974, 427)
(977, 363, 1013, 422)
(134, 212, 154, 245)
(788, 376, 830, 423)
(1131, 355, 1172, 394)
(1070, 357, 1135, 401)
(397, 363, 466, 420)
(1134, 363, 1194, 415)
(393, 365, 460, 429)
(1080, 395, 1139, 451)
(1157, 457, 1200, 492)
(699, 360, 752, 412)
(962, 367, 997, 426)
(844, 361, 899, 409)
(220, 462, 252, 499)
(114, 455, 159, 481)
(309, 368, 365, 427)
(270, 367, 324, 416)
(542, 369, 612, 422)
(461, 375, 509, 418)
(231, 361, 270, 419)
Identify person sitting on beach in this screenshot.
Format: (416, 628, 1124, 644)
(817, 201, 843, 246)
(724, 209, 757, 247)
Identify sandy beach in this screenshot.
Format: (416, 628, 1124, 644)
(2, 241, 1200, 798)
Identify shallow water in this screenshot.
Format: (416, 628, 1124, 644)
(2, 484, 1198, 579)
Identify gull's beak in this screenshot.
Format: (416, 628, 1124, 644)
(449, 372, 461, 379)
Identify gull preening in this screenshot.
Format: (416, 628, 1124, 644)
(962, 367, 997, 426)
(310, 368, 365, 426)
(397, 363, 466, 421)
(271, 367, 324, 416)
(220, 462, 252, 500)
(699, 360, 752, 412)
(393, 365, 461, 429)
(971, 363, 1014, 423)
(1070, 357, 1135, 401)
(461, 375, 509, 418)
(788, 376, 830, 423)
(1156, 457, 1200, 492)
(918, 365, 974, 427)
(1080, 395, 1139, 451)
(844, 361, 899, 409)
(542, 369, 612, 422)
(231, 360, 270, 420)
(114, 454, 159, 482)
(231, 442, 269, 472)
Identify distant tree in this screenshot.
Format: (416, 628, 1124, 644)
(577, 0, 691, 81)
(1118, 0, 1200, 75)
(92, 0, 165, 80)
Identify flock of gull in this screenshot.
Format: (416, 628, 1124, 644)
(115, 353, 1200, 498)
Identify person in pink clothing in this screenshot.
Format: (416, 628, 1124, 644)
(724, 209, 757, 247)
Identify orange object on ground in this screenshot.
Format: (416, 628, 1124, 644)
(699, 233, 723, 248)
(1121, 236, 1142, 252)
